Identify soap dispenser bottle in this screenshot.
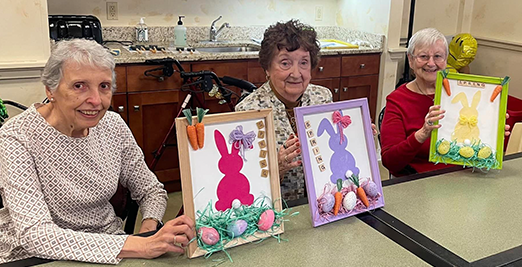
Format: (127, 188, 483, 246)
(174, 16, 187, 47)
(136, 17, 148, 42)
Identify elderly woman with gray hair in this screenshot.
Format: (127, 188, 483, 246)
(380, 28, 509, 177)
(0, 39, 194, 264)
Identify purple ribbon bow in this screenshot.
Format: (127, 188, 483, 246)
(229, 125, 256, 160)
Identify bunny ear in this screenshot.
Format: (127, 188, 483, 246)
(471, 90, 482, 108)
(451, 92, 469, 107)
(214, 130, 229, 156)
(318, 118, 337, 137)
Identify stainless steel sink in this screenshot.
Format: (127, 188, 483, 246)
(196, 46, 260, 53)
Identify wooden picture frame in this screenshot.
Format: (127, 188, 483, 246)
(295, 98, 384, 227)
(175, 109, 283, 258)
(429, 72, 509, 169)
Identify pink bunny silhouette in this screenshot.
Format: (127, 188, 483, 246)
(214, 129, 254, 211)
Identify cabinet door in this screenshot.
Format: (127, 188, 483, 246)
(340, 75, 379, 120)
(114, 66, 127, 93)
(127, 90, 181, 192)
(312, 56, 341, 79)
(341, 54, 380, 77)
(247, 59, 265, 84)
(192, 61, 248, 113)
(111, 93, 128, 123)
(311, 78, 341, 102)
(126, 64, 188, 92)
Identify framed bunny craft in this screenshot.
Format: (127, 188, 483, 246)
(429, 71, 509, 170)
(295, 98, 384, 227)
(175, 109, 284, 259)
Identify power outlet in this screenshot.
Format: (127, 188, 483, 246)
(315, 6, 323, 21)
(107, 2, 118, 20)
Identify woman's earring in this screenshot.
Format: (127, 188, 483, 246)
(50, 97, 54, 102)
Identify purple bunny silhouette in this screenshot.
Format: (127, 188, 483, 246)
(317, 111, 359, 184)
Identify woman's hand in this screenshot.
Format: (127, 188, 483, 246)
(278, 134, 301, 179)
(118, 215, 195, 259)
(415, 105, 445, 143)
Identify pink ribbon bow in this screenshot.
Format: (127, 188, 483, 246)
(332, 110, 351, 144)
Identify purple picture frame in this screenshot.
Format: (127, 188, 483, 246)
(295, 98, 384, 227)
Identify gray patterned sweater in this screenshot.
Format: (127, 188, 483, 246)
(0, 104, 168, 264)
(236, 82, 332, 201)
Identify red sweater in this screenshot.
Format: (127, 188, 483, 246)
(381, 83, 452, 176)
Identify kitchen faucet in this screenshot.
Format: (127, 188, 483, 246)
(209, 16, 230, 42)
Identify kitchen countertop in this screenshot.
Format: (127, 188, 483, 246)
(109, 40, 382, 64)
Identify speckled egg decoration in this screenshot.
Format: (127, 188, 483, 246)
(199, 227, 220, 246)
(343, 191, 357, 211)
(364, 180, 379, 198)
(227, 220, 248, 238)
(258, 209, 275, 231)
(322, 193, 335, 213)
(437, 140, 450, 155)
(478, 146, 492, 159)
(459, 146, 475, 158)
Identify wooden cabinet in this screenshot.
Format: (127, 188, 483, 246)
(117, 64, 188, 192)
(339, 54, 380, 121)
(113, 53, 381, 192)
(340, 75, 379, 119)
(191, 61, 248, 113)
(245, 54, 380, 118)
(111, 93, 128, 123)
(127, 90, 181, 192)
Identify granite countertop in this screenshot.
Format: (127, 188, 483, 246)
(103, 26, 384, 64)
(110, 40, 382, 64)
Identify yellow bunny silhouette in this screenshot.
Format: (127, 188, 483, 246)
(451, 91, 481, 143)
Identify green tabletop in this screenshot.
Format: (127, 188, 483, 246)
(43, 205, 427, 267)
(383, 157, 522, 262)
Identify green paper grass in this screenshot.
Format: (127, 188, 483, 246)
(432, 138, 499, 170)
(195, 196, 296, 261)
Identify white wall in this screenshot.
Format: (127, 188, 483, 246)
(1, 0, 49, 115)
(47, 0, 338, 27)
(336, 0, 391, 34)
(469, 0, 522, 99)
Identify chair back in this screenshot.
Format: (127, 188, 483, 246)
(506, 122, 522, 155)
(109, 184, 139, 234)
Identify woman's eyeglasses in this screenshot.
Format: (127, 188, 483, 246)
(412, 54, 446, 63)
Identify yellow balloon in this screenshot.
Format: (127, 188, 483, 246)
(447, 33, 477, 72)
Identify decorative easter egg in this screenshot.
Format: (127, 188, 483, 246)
(343, 191, 357, 211)
(199, 227, 220, 246)
(437, 140, 450, 155)
(321, 193, 335, 213)
(464, 139, 471, 146)
(478, 146, 492, 159)
(364, 180, 379, 198)
(258, 209, 275, 231)
(459, 146, 475, 158)
(232, 199, 242, 209)
(227, 220, 248, 238)
(345, 170, 353, 178)
(359, 176, 370, 186)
